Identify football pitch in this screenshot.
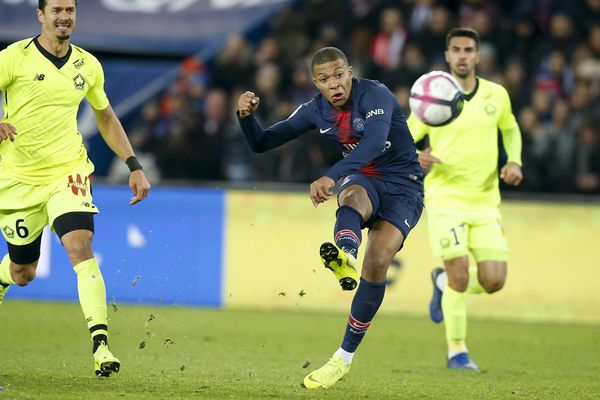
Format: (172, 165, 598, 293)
(0, 301, 598, 399)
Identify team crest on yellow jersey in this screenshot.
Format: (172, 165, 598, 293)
(485, 104, 496, 117)
(2, 226, 15, 240)
(73, 74, 85, 90)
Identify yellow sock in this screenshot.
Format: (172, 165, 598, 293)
(0, 254, 16, 285)
(74, 258, 108, 348)
(466, 266, 485, 294)
(442, 286, 468, 355)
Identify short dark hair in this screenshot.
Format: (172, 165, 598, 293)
(311, 47, 349, 74)
(38, 0, 78, 11)
(446, 27, 480, 49)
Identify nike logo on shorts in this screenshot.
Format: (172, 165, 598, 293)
(320, 127, 332, 134)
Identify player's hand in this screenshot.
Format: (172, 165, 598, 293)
(310, 176, 336, 207)
(418, 148, 442, 173)
(0, 123, 17, 143)
(129, 170, 151, 205)
(500, 162, 523, 186)
(238, 91, 260, 118)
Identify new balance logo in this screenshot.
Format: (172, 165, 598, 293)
(73, 58, 85, 69)
(365, 108, 384, 118)
(33, 74, 45, 81)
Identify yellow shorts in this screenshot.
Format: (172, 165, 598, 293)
(0, 166, 98, 246)
(427, 208, 508, 262)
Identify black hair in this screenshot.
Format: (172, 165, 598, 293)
(38, 0, 77, 11)
(311, 47, 349, 74)
(445, 27, 480, 49)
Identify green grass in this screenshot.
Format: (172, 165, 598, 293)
(0, 301, 599, 399)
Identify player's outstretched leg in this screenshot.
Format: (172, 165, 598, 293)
(74, 258, 120, 377)
(94, 340, 121, 377)
(429, 267, 445, 323)
(320, 242, 359, 290)
(301, 354, 351, 389)
(442, 285, 479, 371)
(303, 277, 385, 389)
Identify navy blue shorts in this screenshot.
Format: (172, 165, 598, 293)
(338, 174, 424, 239)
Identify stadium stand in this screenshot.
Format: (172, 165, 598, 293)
(1, 0, 599, 193)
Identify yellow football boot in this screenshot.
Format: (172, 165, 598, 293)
(320, 242, 359, 290)
(94, 341, 120, 377)
(301, 355, 351, 389)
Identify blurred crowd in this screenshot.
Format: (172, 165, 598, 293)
(128, 0, 600, 194)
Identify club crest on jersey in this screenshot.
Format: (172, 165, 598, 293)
(485, 104, 496, 117)
(2, 226, 15, 239)
(352, 118, 365, 131)
(73, 74, 85, 90)
(72, 59, 85, 69)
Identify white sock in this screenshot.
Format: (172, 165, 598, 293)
(436, 270, 447, 292)
(334, 347, 354, 364)
(448, 347, 468, 359)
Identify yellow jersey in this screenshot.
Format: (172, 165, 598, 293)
(0, 37, 109, 184)
(408, 77, 522, 210)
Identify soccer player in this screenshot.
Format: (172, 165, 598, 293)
(0, 0, 151, 377)
(408, 27, 523, 370)
(237, 47, 424, 389)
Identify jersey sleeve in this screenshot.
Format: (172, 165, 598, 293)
(237, 102, 315, 153)
(0, 47, 17, 91)
(407, 112, 430, 143)
(324, 86, 393, 181)
(497, 87, 522, 166)
(85, 57, 110, 110)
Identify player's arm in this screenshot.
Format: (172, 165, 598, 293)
(407, 113, 440, 172)
(237, 91, 315, 152)
(87, 58, 150, 204)
(497, 88, 523, 186)
(324, 87, 394, 182)
(94, 104, 151, 204)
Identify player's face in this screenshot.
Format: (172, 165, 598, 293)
(312, 59, 353, 109)
(37, 0, 77, 42)
(445, 37, 479, 79)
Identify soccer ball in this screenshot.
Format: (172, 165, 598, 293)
(409, 71, 464, 126)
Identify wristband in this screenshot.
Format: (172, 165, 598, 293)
(125, 156, 143, 172)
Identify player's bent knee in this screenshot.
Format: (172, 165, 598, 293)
(339, 186, 370, 212)
(12, 265, 37, 286)
(482, 278, 505, 294)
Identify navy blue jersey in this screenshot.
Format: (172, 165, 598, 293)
(238, 77, 423, 191)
